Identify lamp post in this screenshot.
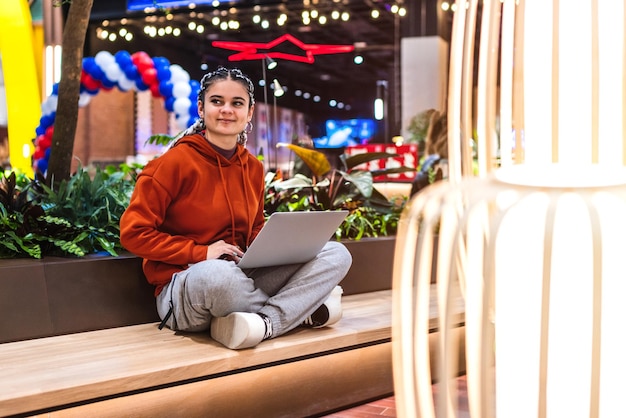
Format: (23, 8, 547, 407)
(261, 56, 277, 170)
(271, 79, 284, 172)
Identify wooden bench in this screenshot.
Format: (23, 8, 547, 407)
(0, 287, 465, 418)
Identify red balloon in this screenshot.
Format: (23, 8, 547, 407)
(141, 67, 158, 86)
(45, 126, 54, 139)
(131, 51, 150, 65)
(35, 134, 45, 146)
(39, 135, 52, 150)
(81, 71, 100, 91)
(149, 82, 161, 98)
(33, 147, 45, 160)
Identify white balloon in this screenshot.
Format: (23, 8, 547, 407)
(175, 114, 190, 130)
(104, 62, 123, 82)
(169, 64, 190, 83)
(78, 92, 92, 107)
(94, 50, 115, 68)
(173, 97, 191, 115)
(41, 99, 52, 116)
(172, 81, 191, 98)
(43, 95, 58, 116)
(117, 73, 135, 91)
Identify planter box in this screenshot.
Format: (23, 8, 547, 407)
(0, 253, 158, 344)
(0, 237, 397, 344)
(340, 236, 396, 295)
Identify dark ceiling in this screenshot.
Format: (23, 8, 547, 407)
(86, 0, 410, 135)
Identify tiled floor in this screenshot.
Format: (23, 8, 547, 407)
(322, 376, 468, 418)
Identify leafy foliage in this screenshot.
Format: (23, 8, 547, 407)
(0, 166, 133, 259)
(1, 143, 412, 258)
(265, 146, 412, 240)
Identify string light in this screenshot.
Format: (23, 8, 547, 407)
(91, 2, 406, 113)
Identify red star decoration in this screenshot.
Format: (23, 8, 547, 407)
(212, 33, 355, 64)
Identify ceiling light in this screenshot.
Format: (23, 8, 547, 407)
(272, 79, 285, 97)
(266, 56, 278, 70)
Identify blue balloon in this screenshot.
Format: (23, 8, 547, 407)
(159, 81, 174, 98)
(101, 78, 116, 89)
(164, 96, 175, 112)
(153, 56, 170, 69)
(88, 61, 106, 81)
(40, 114, 54, 130)
(135, 79, 149, 91)
(156, 66, 172, 83)
(52, 83, 59, 95)
(114, 50, 133, 68)
(189, 80, 200, 91)
(35, 125, 45, 136)
(123, 65, 140, 81)
(44, 147, 51, 158)
(189, 87, 199, 101)
(189, 103, 198, 118)
(82, 57, 96, 71)
(36, 158, 48, 174)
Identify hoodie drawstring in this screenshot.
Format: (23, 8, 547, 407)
(216, 159, 238, 246)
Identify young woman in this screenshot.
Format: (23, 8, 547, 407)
(120, 67, 352, 349)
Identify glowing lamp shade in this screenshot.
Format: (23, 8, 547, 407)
(393, 165, 626, 418)
(391, 0, 626, 417)
(266, 56, 278, 70)
(272, 79, 285, 97)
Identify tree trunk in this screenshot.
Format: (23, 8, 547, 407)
(46, 0, 93, 186)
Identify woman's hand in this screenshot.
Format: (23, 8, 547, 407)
(206, 240, 243, 262)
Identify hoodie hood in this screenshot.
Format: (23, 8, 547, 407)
(172, 133, 250, 166)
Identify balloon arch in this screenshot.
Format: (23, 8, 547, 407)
(33, 50, 199, 173)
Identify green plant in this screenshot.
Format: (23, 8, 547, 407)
(0, 165, 134, 259)
(35, 165, 134, 257)
(406, 108, 437, 144)
(265, 144, 412, 240)
(0, 171, 46, 258)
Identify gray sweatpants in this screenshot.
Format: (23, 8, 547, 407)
(156, 241, 352, 337)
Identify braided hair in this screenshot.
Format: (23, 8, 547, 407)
(173, 67, 255, 147)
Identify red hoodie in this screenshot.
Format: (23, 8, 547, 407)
(120, 133, 265, 296)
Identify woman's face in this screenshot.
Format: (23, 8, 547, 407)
(198, 78, 254, 143)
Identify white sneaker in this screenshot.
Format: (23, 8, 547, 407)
(302, 285, 343, 328)
(210, 312, 266, 349)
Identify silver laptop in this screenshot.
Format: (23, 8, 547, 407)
(237, 210, 348, 269)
